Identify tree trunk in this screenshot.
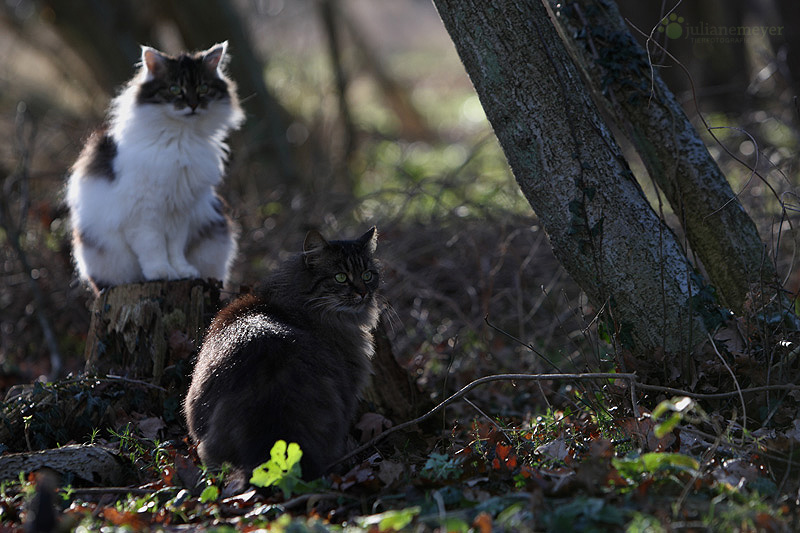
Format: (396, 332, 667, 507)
(432, 0, 709, 370)
(551, 0, 777, 314)
(84, 279, 222, 383)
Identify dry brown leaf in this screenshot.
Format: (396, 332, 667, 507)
(714, 324, 747, 357)
(534, 436, 570, 462)
(377, 459, 404, 486)
(137, 417, 166, 440)
(355, 412, 393, 443)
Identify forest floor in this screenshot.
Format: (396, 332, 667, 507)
(1, 209, 799, 532)
(2, 2, 800, 529)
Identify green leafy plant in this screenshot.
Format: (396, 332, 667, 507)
(108, 423, 148, 464)
(651, 396, 706, 438)
(543, 496, 625, 532)
(356, 506, 421, 531)
(199, 485, 219, 504)
(613, 452, 700, 479)
(249, 440, 304, 499)
(420, 451, 461, 481)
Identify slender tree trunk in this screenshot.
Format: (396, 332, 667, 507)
(432, 0, 709, 370)
(551, 0, 777, 313)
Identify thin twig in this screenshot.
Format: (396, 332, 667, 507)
(104, 375, 168, 392)
(463, 397, 514, 444)
(706, 333, 747, 443)
(634, 382, 800, 399)
(674, 419, 724, 519)
(60, 487, 176, 496)
(328, 372, 634, 469)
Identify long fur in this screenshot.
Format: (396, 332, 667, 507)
(184, 228, 381, 483)
(66, 42, 245, 290)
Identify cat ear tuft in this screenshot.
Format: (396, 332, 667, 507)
(303, 230, 329, 254)
(359, 227, 378, 255)
(203, 41, 228, 73)
(303, 230, 328, 267)
(141, 46, 168, 79)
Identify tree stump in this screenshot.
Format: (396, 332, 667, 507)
(83, 279, 223, 384)
(363, 315, 423, 423)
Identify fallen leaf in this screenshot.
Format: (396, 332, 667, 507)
(335, 461, 378, 491)
(160, 465, 175, 485)
(786, 419, 800, 443)
(102, 508, 148, 529)
(473, 511, 493, 533)
(534, 436, 570, 462)
(137, 417, 166, 440)
(712, 458, 759, 487)
(377, 460, 404, 486)
(615, 417, 676, 452)
(174, 453, 202, 490)
(714, 324, 746, 357)
(355, 412, 393, 443)
(495, 443, 512, 461)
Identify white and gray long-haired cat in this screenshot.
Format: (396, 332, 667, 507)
(67, 42, 245, 291)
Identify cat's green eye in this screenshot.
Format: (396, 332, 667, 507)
(169, 85, 182, 95)
(361, 271, 373, 282)
(197, 83, 209, 95)
(334, 273, 348, 283)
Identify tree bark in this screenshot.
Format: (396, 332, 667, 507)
(84, 279, 222, 383)
(432, 0, 709, 366)
(551, 0, 777, 314)
(362, 315, 423, 423)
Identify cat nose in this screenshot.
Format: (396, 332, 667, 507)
(186, 95, 199, 111)
(353, 284, 368, 301)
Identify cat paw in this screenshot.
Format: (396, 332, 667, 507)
(142, 264, 181, 281)
(174, 264, 201, 279)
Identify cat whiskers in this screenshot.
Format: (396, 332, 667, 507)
(378, 299, 401, 334)
(306, 295, 374, 324)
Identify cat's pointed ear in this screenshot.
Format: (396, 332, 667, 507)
(203, 42, 228, 73)
(141, 46, 168, 80)
(303, 230, 329, 266)
(304, 230, 329, 253)
(358, 227, 378, 255)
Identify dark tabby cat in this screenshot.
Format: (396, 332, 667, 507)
(66, 42, 244, 291)
(184, 228, 381, 482)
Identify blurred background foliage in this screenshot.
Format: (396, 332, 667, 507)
(1, 0, 798, 416)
